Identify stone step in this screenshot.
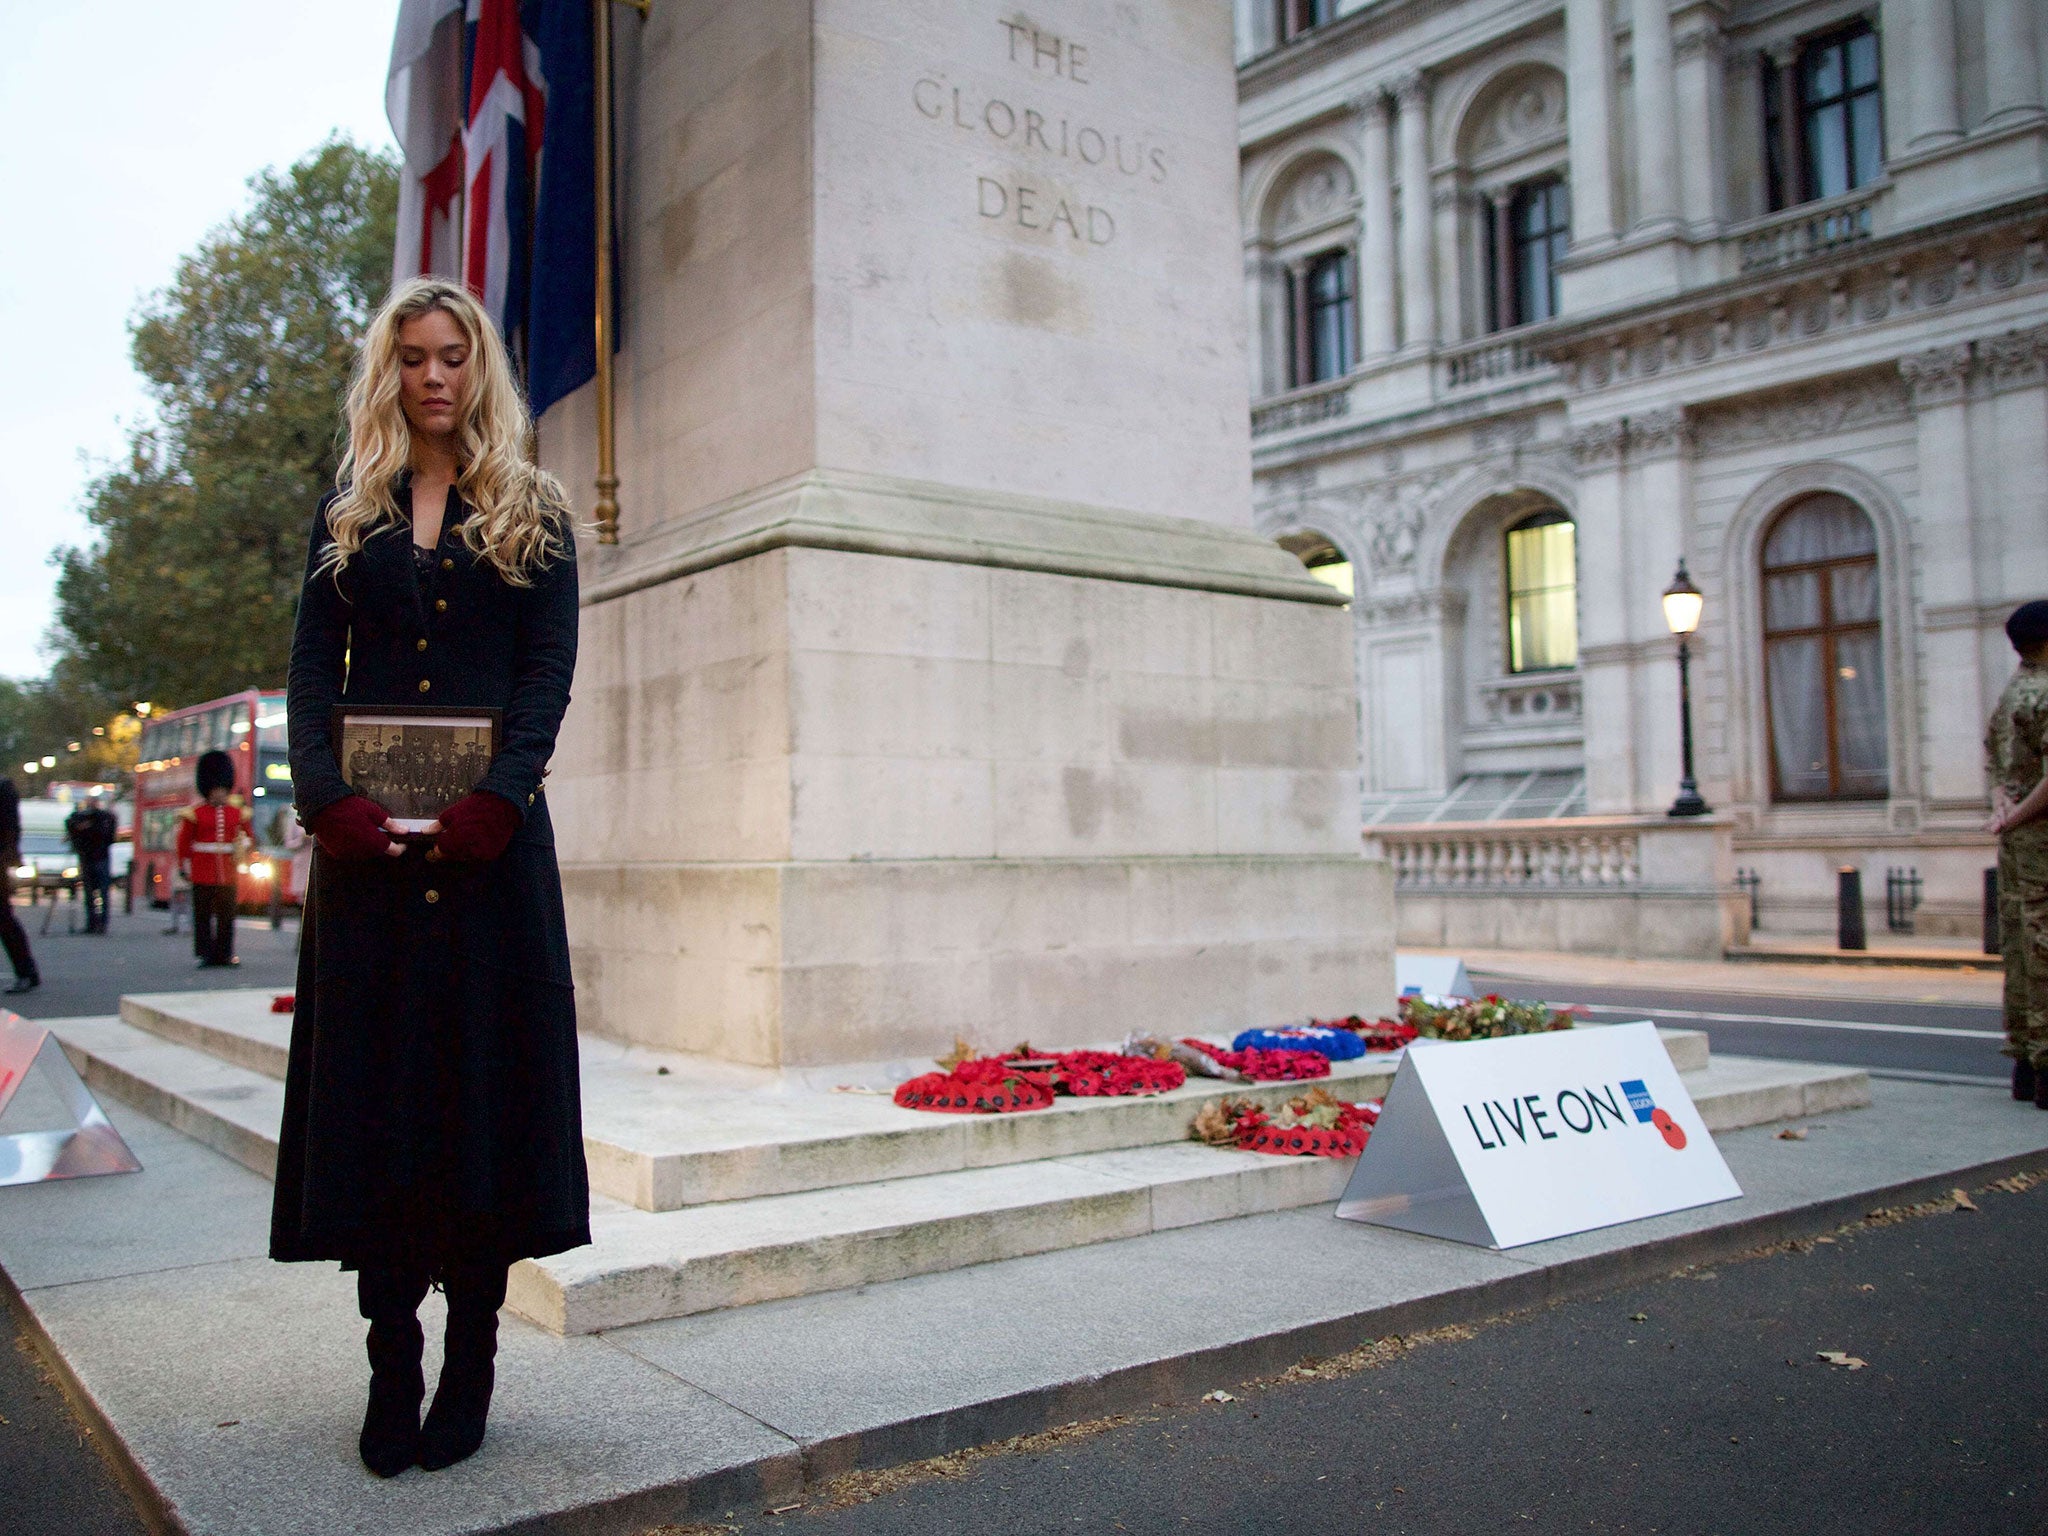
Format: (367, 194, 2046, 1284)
(120, 991, 291, 1078)
(44, 1007, 1861, 1337)
(516, 1051, 1865, 1335)
(112, 989, 1709, 1212)
(516, 1140, 1355, 1334)
(48, 1015, 281, 1180)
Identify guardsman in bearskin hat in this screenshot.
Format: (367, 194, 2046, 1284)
(175, 748, 251, 968)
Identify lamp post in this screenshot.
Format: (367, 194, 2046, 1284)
(1661, 559, 1710, 818)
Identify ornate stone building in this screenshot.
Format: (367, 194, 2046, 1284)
(1234, 0, 2047, 946)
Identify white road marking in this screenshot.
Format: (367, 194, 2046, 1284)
(1572, 1003, 2003, 1040)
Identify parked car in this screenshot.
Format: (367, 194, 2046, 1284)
(12, 797, 131, 900)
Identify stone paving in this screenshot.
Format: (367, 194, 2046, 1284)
(3, 1065, 2042, 1534)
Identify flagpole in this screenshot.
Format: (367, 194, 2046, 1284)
(591, 0, 643, 544)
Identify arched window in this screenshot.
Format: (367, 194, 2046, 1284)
(1762, 493, 1886, 800)
(1279, 532, 1353, 603)
(1504, 510, 1576, 672)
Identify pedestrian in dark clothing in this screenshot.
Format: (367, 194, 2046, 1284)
(0, 778, 38, 994)
(274, 277, 587, 1479)
(65, 795, 119, 934)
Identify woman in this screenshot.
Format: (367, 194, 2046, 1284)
(274, 277, 589, 1477)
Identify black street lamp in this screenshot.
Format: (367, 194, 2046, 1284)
(1661, 560, 1711, 818)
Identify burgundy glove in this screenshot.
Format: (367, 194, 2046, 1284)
(308, 795, 396, 861)
(434, 790, 521, 863)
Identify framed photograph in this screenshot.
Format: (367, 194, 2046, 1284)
(331, 706, 501, 833)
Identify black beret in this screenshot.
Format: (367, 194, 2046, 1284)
(2008, 602, 2048, 650)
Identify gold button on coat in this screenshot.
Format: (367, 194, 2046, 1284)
(424, 889, 439, 904)
(418, 679, 431, 693)
(435, 598, 448, 612)
(416, 638, 428, 652)
(441, 557, 454, 571)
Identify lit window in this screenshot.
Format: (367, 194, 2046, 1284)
(1505, 512, 1577, 673)
(1281, 533, 1353, 604)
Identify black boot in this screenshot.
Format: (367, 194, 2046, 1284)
(357, 1267, 430, 1478)
(418, 1263, 508, 1471)
(2016, 1058, 2037, 1102)
(2034, 1062, 2048, 1111)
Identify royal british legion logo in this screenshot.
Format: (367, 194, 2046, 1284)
(1620, 1079, 1687, 1150)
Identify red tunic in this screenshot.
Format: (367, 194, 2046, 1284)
(176, 801, 249, 887)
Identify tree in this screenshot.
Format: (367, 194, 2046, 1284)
(47, 137, 397, 710)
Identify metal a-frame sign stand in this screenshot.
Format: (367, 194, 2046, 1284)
(0, 1010, 140, 1186)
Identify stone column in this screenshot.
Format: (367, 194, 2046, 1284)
(1357, 591, 1466, 799)
(1568, 419, 1636, 813)
(1767, 43, 1802, 207)
(1395, 72, 1436, 350)
(1286, 255, 1312, 387)
(1901, 343, 1985, 808)
(1565, 0, 1618, 246)
(1356, 88, 1398, 358)
(1623, 409, 1694, 811)
(1488, 186, 1515, 329)
(1671, 13, 1725, 230)
(1630, 0, 1680, 229)
(1244, 247, 1275, 397)
(1984, 0, 2043, 125)
(1903, 0, 1961, 149)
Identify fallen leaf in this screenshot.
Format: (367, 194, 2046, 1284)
(1628, 1312, 1648, 1322)
(1817, 1350, 1867, 1370)
(1777, 1128, 1807, 1141)
(1952, 1188, 1979, 1212)
(1857, 1284, 1875, 1293)
(1202, 1389, 1236, 1403)
(656, 1065, 670, 1076)
(936, 1036, 977, 1071)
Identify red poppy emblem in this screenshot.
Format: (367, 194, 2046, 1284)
(1650, 1107, 1687, 1150)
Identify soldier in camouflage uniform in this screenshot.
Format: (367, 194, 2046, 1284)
(1985, 600, 2048, 1106)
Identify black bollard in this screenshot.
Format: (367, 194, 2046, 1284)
(1837, 865, 1866, 952)
(1986, 867, 2002, 956)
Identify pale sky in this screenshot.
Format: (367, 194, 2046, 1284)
(0, 0, 402, 678)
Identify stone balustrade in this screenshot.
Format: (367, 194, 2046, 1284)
(1477, 672, 1582, 728)
(1250, 377, 1352, 436)
(1373, 820, 1639, 888)
(1736, 189, 1878, 274)
(1438, 328, 1562, 391)
(1367, 814, 1747, 959)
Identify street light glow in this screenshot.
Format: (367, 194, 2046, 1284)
(1661, 561, 1703, 637)
(40, 755, 56, 768)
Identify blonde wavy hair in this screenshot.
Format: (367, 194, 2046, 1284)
(321, 278, 569, 586)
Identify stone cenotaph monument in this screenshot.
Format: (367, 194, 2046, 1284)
(543, 0, 1393, 1066)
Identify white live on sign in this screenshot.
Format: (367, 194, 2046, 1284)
(1337, 1022, 1741, 1249)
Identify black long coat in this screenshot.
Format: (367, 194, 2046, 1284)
(270, 488, 590, 1272)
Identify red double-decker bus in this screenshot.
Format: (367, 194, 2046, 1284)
(132, 690, 303, 911)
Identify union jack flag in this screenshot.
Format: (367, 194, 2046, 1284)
(386, 0, 603, 417)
